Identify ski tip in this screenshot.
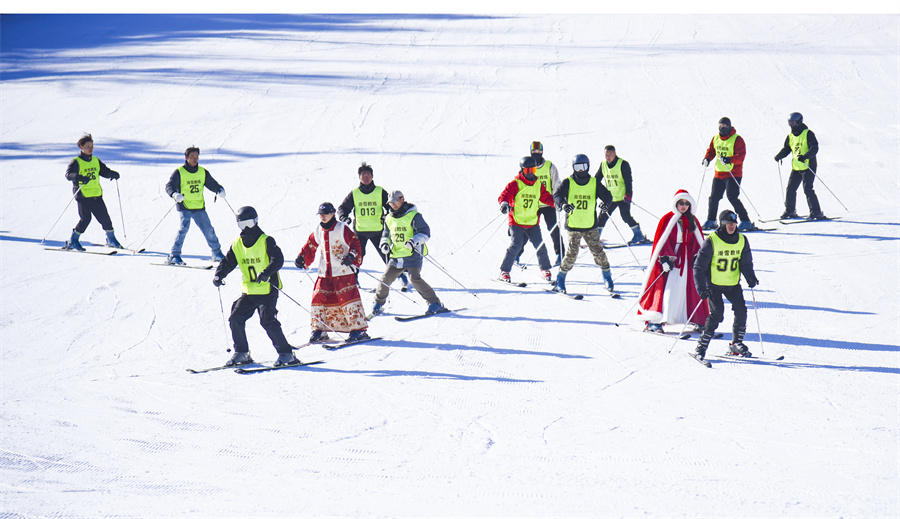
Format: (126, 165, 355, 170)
(775, 355, 785, 361)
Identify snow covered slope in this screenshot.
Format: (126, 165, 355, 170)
(1, 13, 898, 518)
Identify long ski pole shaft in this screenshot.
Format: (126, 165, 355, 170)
(451, 212, 504, 255)
(41, 185, 84, 244)
(274, 280, 347, 341)
(613, 269, 666, 327)
(519, 222, 558, 269)
(631, 201, 659, 220)
(721, 161, 763, 219)
(217, 286, 232, 352)
(668, 298, 707, 353)
(604, 215, 643, 268)
(808, 165, 848, 212)
(358, 268, 419, 304)
(216, 193, 237, 215)
(475, 214, 510, 254)
(132, 202, 177, 255)
(422, 253, 479, 299)
(777, 162, 785, 205)
(749, 286, 765, 355)
(115, 179, 127, 239)
(697, 165, 708, 203)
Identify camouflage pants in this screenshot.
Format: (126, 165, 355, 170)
(561, 228, 609, 273)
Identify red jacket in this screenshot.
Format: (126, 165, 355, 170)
(498, 171, 555, 228)
(704, 127, 746, 179)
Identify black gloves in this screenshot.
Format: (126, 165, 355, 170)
(797, 154, 808, 162)
(701, 158, 710, 167)
(747, 278, 759, 289)
(341, 253, 356, 266)
(562, 203, 574, 214)
(78, 175, 92, 184)
(698, 288, 710, 300)
(256, 272, 270, 284)
(109, 171, 120, 180)
(339, 215, 351, 224)
(721, 156, 732, 165)
(660, 256, 675, 272)
(294, 256, 305, 269)
(212, 276, 224, 287)
(500, 201, 510, 214)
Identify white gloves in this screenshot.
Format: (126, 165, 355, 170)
(218, 188, 226, 198)
(173, 193, 185, 203)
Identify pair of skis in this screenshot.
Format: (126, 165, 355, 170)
(367, 307, 464, 322)
(190, 336, 385, 374)
(493, 277, 619, 300)
(45, 245, 146, 256)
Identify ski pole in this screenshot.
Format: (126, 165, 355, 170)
(613, 269, 667, 327)
(216, 193, 237, 215)
(217, 285, 232, 352)
(808, 165, 849, 212)
(356, 268, 419, 304)
(475, 213, 509, 254)
(132, 202, 177, 255)
(631, 201, 659, 221)
(518, 222, 558, 269)
(697, 164, 708, 203)
(41, 185, 84, 244)
(721, 160, 763, 219)
(777, 161, 785, 205)
(450, 212, 504, 255)
(421, 252, 479, 299)
(668, 298, 707, 353)
(749, 286, 765, 355)
(115, 179, 127, 239)
(604, 216, 643, 268)
(271, 283, 347, 342)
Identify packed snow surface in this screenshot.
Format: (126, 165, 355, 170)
(1, 13, 898, 518)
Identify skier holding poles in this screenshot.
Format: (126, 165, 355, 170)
(692, 209, 759, 360)
(701, 117, 755, 231)
(596, 145, 648, 245)
(212, 206, 299, 368)
(774, 112, 827, 221)
(61, 134, 124, 251)
(498, 156, 556, 284)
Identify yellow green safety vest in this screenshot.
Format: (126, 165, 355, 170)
(709, 232, 745, 286)
(232, 234, 282, 295)
(788, 129, 810, 171)
(535, 160, 553, 207)
(513, 179, 541, 226)
(352, 186, 384, 232)
(714, 134, 738, 173)
(179, 166, 207, 210)
(74, 156, 102, 198)
(566, 176, 597, 229)
(601, 159, 626, 202)
(385, 210, 427, 258)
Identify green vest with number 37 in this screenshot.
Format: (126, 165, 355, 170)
(513, 179, 541, 226)
(232, 234, 282, 295)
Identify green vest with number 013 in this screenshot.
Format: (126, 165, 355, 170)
(714, 134, 737, 173)
(179, 166, 207, 210)
(232, 234, 282, 295)
(513, 179, 541, 226)
(788, 129, 811, 171)
(601, 159, 626, 202)
(566, 177, 597, 229)
(709, 232, 745, 287)
(352, 186, 384, 232)
(75, 156, 103, 198)
(386, 210, 428, 258)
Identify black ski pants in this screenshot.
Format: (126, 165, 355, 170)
(598, 200, 639, 228)
(706, 177, 749, 222)
(784, 169, 822, 215)
(74, 196, 114, 234)
(356, 230, 388, 264)
(703, 284, 747, 336)
(229, 291, 292, 354)
(516, 206, 564, 258)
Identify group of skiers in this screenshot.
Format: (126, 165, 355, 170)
(61, 112, 822, 365)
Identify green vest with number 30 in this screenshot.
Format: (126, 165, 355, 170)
(566, 177, 597, 229)
(709, 232, 745, 286)
(232, 234, 282, 295)
(179, 166, 207, 210)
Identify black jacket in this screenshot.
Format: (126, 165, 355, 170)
(214, 225, 284, 288)
(774, 123, 819, 172)
(553, 171, 613, 231)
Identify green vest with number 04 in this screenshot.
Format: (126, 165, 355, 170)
(75, 156, 103, 198)
(566, 177, 597, 229)
(232, 234, 282, 295)
(179, 166, 207, 210)
(513, 179, 541, 226)
(352, 186, 384, 232)
(788, 129, 811, 171)
(601, 159, 626, 202)
(709, 232, 745, 286)
(386, 210, 427, 258)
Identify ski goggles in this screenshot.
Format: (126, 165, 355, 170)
(573, 162, 589, 173)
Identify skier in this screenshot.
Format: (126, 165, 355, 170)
(295, 202, 369, 343)
(523, 141, 564, 266)
(336, 162, 409, 289)
(213, 206, 299, 367)
(637, 189, 709, 333)
(498, 156, 556, 284)
(692, 209, 759, 360)
(62, 134, 124, 250)
(701, 117, 755, 231)
(596, 145, 647, 245)
(369, 191, 445, 317)
(552, 154, 616, 294)
(164, 146, 226, 265)
(774, 112, 826, 220)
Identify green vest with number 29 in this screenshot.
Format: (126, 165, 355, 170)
(386, 210, 428, 258)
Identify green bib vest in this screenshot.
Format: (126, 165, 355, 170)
(714, 134, 738, 172)
(709, 232, 745, 286)
(513, 179, 541, 226)
(74, 156, 102, 198)
(535, 160, 553, 207)
(788, 129, 810, 171)
(352, 186, 384, 232)
(179, 166, 207, 210)
(601, 159, 627, 202)
(232, 234, 281, 295)
(566, 177, 597, 229)
(386, 210, 427, 258)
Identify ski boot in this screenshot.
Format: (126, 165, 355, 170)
(347, 330, 370, 341)
(399, 272, 410, 292)
(780, 210, 799, 219)
(64, 230, 85, 251)
(541, 270, 552, 283)
(426, 302, 447, 315)
(166, 254, 185, 265)
(695, 330, 714, 360)
(627, 224, 647, 245)
(807, 211, 827, 221)
(224, 351, 253, 367)
(273, 352, 301, 367)
(728, 326, 752, 357)
(499, 271, 511, 283)
(645, 322, 664, 334)
(309, 330, 329, 343)
(737, 221, 755, 231)
(602, 268, 614, 292)
(701, 219, 717, 230)
(370, 302, 384, 317)
(212, 249, 225, 262)
(105, 230, 122, 248)
(553, 271, 567, 293)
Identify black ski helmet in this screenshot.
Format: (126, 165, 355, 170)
(520, 156, 537, 170)
(236, 206, 258, 229)
(788, 112, 803, 125)
(572, 154, 590, 173)
(718, 209, 738, 226)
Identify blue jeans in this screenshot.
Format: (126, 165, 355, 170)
(171, 209, 222, 257)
